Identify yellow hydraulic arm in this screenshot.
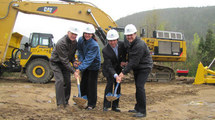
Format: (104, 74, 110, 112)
(0, 0, 117, 64)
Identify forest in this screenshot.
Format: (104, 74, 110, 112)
(116, 6, 215, 77)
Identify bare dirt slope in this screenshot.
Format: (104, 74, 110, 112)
(0, 76, 215, 120)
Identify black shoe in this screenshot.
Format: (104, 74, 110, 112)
(133, 112, 146, 117)
(103, 107, 108, 112)
(128, 109, 137, 113)
(86, 106, 94, 110)
(112, 108, 121, 112)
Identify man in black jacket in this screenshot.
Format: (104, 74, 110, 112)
(119, 24, 153, 117)
(50, 26, 79, 109)
(102, 29, 126, 112)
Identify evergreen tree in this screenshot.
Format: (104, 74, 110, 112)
(197, 29, 215, 66)
(197, 37, 205, 59)
(187, 33, 200, 76)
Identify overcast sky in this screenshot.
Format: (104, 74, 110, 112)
(13, 0, 215, 42)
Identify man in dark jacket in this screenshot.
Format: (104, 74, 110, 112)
(102, 29, 127, 112)
(119, 24, 153, 118)
(50, 26, 79, 109)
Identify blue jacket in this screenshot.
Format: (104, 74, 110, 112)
(77, 37, 101, 71)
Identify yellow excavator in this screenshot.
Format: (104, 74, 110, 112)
(0, 0, 116, 83)
(0, 0, 186, 83)
(142, 30, 186, 82)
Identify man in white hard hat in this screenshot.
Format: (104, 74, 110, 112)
(119, 24, 153, 117)
(50, 26, 80, 110)
(102, 29, 127, 112)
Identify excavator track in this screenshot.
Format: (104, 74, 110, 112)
(148, 64, 175, 82)
(98, 64, 175, 82)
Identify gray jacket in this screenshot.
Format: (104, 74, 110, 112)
(50, 35, 77, 73)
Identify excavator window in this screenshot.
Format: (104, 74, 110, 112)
(29, 33, 54, 48)
(31, 34, 39, 48)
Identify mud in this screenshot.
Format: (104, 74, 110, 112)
(0, 76, 215, 120)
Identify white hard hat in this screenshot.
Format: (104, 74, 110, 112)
(69, 26, 79, 35)
(106, 29, 119, 40)
(83, 24, 95, 34)
(124, 24, 137, 35)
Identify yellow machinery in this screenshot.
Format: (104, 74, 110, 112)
(142, 30, 186, 82)
(0, 0, 117, 83)
(0, 0, 186, 83)
(193, 59, 215, 84)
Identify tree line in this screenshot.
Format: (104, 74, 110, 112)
(116, 6, 215, 77)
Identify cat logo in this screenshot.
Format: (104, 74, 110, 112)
(37, 6, 57, 13)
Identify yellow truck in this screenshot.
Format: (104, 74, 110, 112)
(0, 0, 186, 83)
(2, 32, 54, 83)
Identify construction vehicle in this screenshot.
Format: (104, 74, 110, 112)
(0, 0, 116, 83)
(142, 30, 187, 82)
(193, 58, 215, 84)
(22, 32, 54, 83)
(0, 0, 186, 83)
(1, 31, 54, 83)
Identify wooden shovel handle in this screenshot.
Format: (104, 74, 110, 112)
(77, 77, 80, 85)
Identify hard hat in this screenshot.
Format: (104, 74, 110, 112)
(106, 29, 119, 40)
(83, 24, 95, 34)
(69, 26, 79, 35)
(124, 24, 137, 35)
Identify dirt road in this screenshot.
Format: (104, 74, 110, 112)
(0, 76, 215, 120)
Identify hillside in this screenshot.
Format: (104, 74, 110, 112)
(116, 6, 215, 41)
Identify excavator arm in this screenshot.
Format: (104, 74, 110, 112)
(11, 1, 117, 31)
(0, 0, 117, 64)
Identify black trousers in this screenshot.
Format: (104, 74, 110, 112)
(80, 69, 99, 108)
(50, 62, 71, 106)
(133, 68, 151, 114)
(103, 76, 121, 109)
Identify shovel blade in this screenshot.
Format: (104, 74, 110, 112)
(106, 93, 121, 102)
(114, 94, 121, 98)
(106, 96, 118, 102)
(73, 96, 87, 109)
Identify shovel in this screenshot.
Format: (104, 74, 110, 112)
(106, 82, 121, 102)
(73, 77, 88, 108)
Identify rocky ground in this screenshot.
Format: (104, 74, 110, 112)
(0, 76, 215, 120)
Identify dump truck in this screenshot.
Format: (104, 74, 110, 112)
(0, 0, 186, 83)
(1, 32, 54, 83)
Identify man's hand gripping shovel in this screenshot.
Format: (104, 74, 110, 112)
(73, 77, 88, 108)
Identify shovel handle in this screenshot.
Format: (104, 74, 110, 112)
(113, 82, 120, 95)
(77, 77, 80, 85)
(77, 77, 81, 97)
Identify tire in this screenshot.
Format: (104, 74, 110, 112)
(26, 58, 52, 83)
